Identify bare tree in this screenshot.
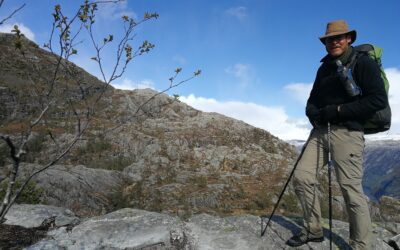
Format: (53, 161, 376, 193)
(0, 0, 25, 26)
(0, 0, 200, 222)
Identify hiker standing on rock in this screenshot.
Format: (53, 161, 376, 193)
(286, 20, 388, 249)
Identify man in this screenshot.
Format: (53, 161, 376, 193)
(286, 20, 387, 249)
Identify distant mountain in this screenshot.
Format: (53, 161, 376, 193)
(363, 139, 400, 201)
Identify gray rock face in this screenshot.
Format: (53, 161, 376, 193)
(5, 205, 397, 250)
(18, 164, 125, 216)
(4, 204, 79, 228)
(27, 208, 190, 250)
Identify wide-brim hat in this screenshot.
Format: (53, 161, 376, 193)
(319, 20, 357, 44)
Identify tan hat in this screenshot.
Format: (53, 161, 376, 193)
(319, 20, 357, 44)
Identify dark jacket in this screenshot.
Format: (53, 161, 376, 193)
(306, 46, 388, 131)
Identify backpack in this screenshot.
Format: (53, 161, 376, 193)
(347, 44, 391, 134)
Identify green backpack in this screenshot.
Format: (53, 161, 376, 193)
(348, 44, 391, 134)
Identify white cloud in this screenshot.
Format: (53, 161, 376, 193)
(180, 94, 311, 141)
(0, 23, 35, 41)
(225, 6, 247, 21)
(385, 67, 400, 134)
(179, 67, 400, 141)
(111, 78, 155, 90)
(97, 1, 137, 21)
(284, 82, 313, 103)
(283, 67, 400, 138)
(225, 63, 255, 87)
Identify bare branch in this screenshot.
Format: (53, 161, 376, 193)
(0, 2, 25, 26)
(105, 69, 201, 134)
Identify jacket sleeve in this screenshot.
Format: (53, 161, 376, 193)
(305, 69, 321, 124)
(338, 55, 388, 121)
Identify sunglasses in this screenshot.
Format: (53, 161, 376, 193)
(325, 34, 347, 43)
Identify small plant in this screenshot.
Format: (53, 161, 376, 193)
(88, 155, 132, 171)
(0, 180, 43, 204)
(280, 192, 301, 215)
(0, 142, 9, 166)
(80, 136, 112, 154)
(254, 190, 273, 210)
(192, 175, 208, 188)
(148, 189, 163, 212)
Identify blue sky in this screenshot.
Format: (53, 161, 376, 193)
(1, 0, 399, 140)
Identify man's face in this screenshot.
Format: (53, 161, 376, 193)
(324, 34, 351, 57)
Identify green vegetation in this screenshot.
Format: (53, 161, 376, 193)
(77, 136, 112, 155)
(90, 156, 132, 171)
(280, 192, 301, 216)
(0, 180, 43, 204)
(148, 189, 163, 212)
(254, 191, 273, 210)
(0, 142, 9, 166)
(109, 181, 143, 212)
(73, 135, 132, 171)
(378, 196, 400, 222)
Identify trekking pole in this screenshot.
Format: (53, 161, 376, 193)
(327, 122, 333, 250)
(260, 133, 312, 237)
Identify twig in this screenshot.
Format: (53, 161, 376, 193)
(0, 3, 26, 26)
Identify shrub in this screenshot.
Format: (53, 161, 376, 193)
(0, 180, 43, 204)
(254, 191, 273, 210)
(0, 142, 9, 166)
(191, 175, 208, 188)
(280, 192, 301, 216)
(89, 156, 132, 171)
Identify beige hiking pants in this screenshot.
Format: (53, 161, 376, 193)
(293, 125, 372, 250)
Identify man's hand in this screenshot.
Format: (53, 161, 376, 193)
(306, 106, 321, 127)
(319, 105, 339, 124)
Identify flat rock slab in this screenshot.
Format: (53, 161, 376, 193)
(4, 204, 79, 228)
(3, 205, 397, 250)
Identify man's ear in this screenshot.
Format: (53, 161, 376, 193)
(346, 34, 352, 44)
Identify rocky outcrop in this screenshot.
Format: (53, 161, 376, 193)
(15, 164, 125, 217)
(0, 33, 298, 218)
(3, 204, 399, 250)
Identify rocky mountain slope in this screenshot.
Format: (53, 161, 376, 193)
(0, 32, 297, 219)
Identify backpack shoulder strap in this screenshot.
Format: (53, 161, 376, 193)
(346, 45, 370, 71)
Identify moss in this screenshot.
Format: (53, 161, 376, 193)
(0, 180, 43, 204)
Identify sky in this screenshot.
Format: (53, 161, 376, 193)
(1, 0, 399, 141)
